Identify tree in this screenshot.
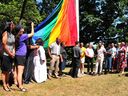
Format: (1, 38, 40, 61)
(1, 0, 128, 44)
(79, 0, 128, 44)
(0, 0, 41, 28)
(36, 0, 60, 20)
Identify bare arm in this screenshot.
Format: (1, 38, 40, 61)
(60, 54, 63, 62)
(28, 22, 34, 38)
(12, 44, 15, 55)
(48, 47, 52, 58)
(29, 45, 39, 49)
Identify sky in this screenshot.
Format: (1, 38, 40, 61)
(36, 0, 42, 3)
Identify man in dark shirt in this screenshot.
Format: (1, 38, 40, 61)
(72, 41, 81, 78)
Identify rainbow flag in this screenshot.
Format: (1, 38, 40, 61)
(32, 0, 78, 48)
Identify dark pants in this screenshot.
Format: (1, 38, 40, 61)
(59, 59, 66, 71)
(86, 57, 93, 73)
(72, 58, 80, 78)
(23, 51, 34, 84)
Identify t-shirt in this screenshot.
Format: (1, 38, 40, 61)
(97, 47, 106, 59)
(111, 47, 116, 58)
(60, 46, 67, 59)
(81, 47, 86, 58)
(106, 48, 112, 57)
(73, 46, 81, 58)
(85, 48, 94, 58)
(49, 42, 60, 55)
(16, 34, 28, 56)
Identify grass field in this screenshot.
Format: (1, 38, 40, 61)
(0, 68, 128, 96)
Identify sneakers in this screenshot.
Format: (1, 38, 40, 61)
(55, 74, 61, 79)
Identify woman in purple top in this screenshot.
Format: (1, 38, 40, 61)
(15, 22, 34, 92)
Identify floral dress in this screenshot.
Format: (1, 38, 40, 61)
(118, 46, 127, 70)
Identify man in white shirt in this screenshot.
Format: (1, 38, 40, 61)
(48, 38, 61, 79)
(85, 43, 94, 75)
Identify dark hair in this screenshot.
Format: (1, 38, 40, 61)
(15, 25, 23, 49)
(60, 42, 65, 48)
(75, 41, 79, 45)
(3, 21, 14, 33)
(15, 25, 23, 33)
(36, 38, 43, 46)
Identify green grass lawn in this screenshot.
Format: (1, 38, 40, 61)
(0, 68, 128, 96)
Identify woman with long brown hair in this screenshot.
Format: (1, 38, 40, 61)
(1, 21, 15, 91)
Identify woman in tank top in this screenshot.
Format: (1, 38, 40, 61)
(1, 21, 15, 91)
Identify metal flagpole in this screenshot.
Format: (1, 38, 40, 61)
(75, 0, 79, 41)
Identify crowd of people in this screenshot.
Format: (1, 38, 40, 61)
(70, 41, 127, 77)
(0, 20, 128, 92)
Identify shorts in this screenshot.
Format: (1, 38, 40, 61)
(15, 55, 26, 66)
(1, 55, 14, 72)
(81, 58, 85, 63)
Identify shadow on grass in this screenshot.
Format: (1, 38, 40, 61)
(125, 73, 128, 77)
(124, 67, 128, 77)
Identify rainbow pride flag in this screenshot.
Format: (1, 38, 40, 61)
(32, 0, 78, 48)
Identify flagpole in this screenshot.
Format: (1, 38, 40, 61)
(75, 0, 79, 41)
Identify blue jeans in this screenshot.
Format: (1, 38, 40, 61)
(59, 59, 66, 70)
(105, 57, 112, 72)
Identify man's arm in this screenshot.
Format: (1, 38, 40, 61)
(48, 47, 52, 58)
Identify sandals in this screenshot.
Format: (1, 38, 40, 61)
(3, 86, 11, 92)
(19, 87, 27, 92)
(16, 84, 27, 92)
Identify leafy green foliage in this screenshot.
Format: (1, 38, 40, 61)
(1, 0, 128, 44)
(36, 0, 60, 20)
(0, 0, 41, 29)
(80, 0, 128, 44)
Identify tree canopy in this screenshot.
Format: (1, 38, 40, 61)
(80, 0, 128, 44)
(0, 0, 41, 30)
(0, 0, 128, 44)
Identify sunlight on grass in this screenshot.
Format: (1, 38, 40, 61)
(0, 68, 128, 96)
